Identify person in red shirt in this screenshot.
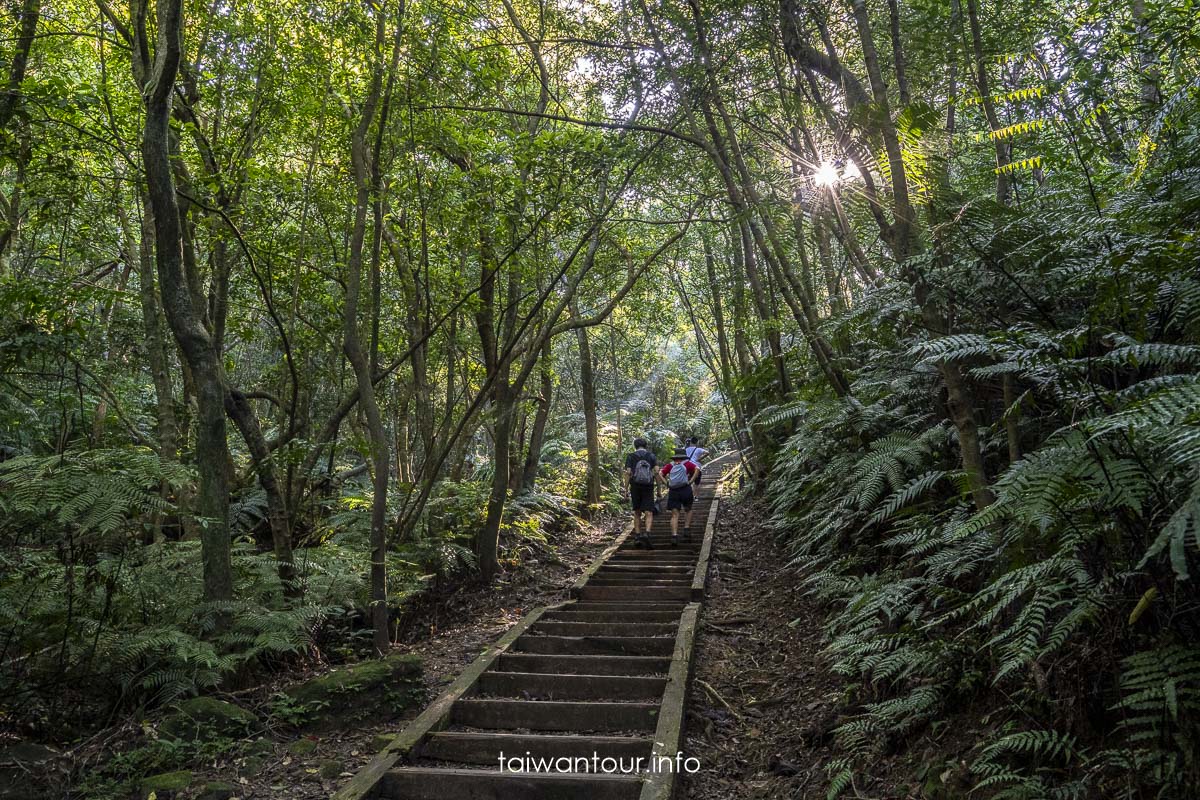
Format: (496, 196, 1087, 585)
(657, 448, 699, 545)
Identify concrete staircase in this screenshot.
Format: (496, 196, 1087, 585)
(336, 477, 724, 800)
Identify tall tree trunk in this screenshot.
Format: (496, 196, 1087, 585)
(703, 236, 750, 450)
(938, 350, 996, 509)
(480, 375, 513, 581)
(520, 339, 553, 493)
(129, 202, 181, 464)
(847, 0, 916, 262)
(0, 0, 39, 271)
(395, 389, 412, 485)
(508, 408, 527, 493)
(886, 0, 910, 107)
(1130, 0, 1161, 112)
(0, 0, 39, 132)
(139, 0, 233, 606)
(1003, 374, 1022, 465)
(473, 216, 517, 582)
(575, 308, 602, 514)
(225, 388, 295, 591)
(122, 196, 181, 541)
(964, 0, 1012, 204)
(946, 0, 962, 134)
(343, 6, 396, 654)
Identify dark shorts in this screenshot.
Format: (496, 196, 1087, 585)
(630, 483, 655, 512)
(693, 469, 703, 486)
(666, 485, 694, 511)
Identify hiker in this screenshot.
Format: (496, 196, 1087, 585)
(684, 436, 709, 486)
(623, 437, 658, 548)
(658, 447, 699, 545)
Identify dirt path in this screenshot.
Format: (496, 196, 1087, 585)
(681, 497, 847, 799)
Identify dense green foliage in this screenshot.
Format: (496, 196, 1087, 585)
(749, 9, 1200, 799)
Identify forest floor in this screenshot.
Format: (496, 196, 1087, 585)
(56, 494, 972, 799)
(62, 515, 621, 799)
(681, 497, 957, 800)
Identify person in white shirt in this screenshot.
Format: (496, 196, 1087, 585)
(684, 437, 709, 487)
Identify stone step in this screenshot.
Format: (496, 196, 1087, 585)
(493, 653, 671, 676)
(589, 574, 692, 582)
(420, 731, 653, 765)
(618, 543, 700, 551)
(543, 610, 683, 623)
(377, 768, 643, 800)
(513, 635, 674, 657)
(578, 586, 691, 603)
(624, 535, 700, 542)
(450, 699, 659, 732)
(474, 671, 667, 700)
(589, 576, 692, 585)
(529, 621, 678, 637)
(583, 585, 696, 592)
(595, 564, 693, 573)
(584, 580, 691, 588)
(564, 602, 687, 612)
(588, 571, 693, 579)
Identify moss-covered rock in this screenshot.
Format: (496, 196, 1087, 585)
(244, 737, 273, 758)
(287, 737, 319, 757)
(318, 759, 343, 779)
(137, 770, 191, 799)
(283, 653, 422, 728)
(159, 697, 260, 742)
(238, 755, 268, 778)
(196, 782, 235, 800)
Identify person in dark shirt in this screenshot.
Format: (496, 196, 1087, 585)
(623, 437, 658, 548)
(658, 447, 699, 545)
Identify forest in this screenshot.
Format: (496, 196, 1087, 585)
(1, 0, 1198, 796)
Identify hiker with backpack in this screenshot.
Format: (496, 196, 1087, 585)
(684, 436, 709, 486)
(658, 447, 700, 546)
(623, 437, 658, 548)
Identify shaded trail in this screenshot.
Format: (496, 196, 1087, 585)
(335, 454, 739, 799)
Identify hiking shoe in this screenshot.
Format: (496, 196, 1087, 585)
(671, 535, 679, 547)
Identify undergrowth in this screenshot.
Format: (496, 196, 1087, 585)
(760, 90, 1200, 799)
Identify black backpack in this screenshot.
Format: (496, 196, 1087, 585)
(631, 450, 655, 485)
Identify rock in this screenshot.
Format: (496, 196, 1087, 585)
(0, 742, 64, 800)
(245, 738, 274, 758)
(137, 770, 192, 799)
(238, 755, 268, 778)
(196, 781, 235, 800)
(287, 737, 319, 756)
(370, 733, 397, 752)
(283, 653, 422, 728)
(159, 697, 260, 742)
(318, 759, 342, 779)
